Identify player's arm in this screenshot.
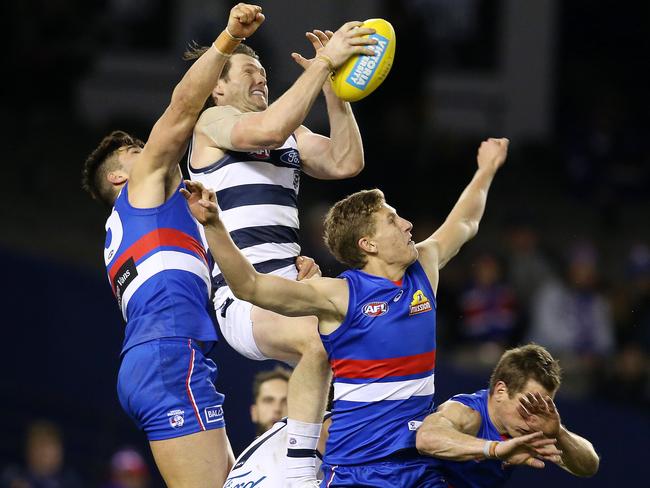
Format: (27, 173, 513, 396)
(416, 138, 509, 285)
(199, 22, 376, 152)
(518, 392, 600, 477)
(292, 30, 364, 180)
(130, 5, 264, 197)
(416, 401, 561, 467)
(181, 180, 346, 321)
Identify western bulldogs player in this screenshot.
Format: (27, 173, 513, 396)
(183, 137, 511, 486)
(416, 344, 599, 487)
(184, 24, 377, 487)
(80, 5, 264, 487)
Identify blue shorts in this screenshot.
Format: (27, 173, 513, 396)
(321, 456, 445, 488)
(117, 338, 226, 441)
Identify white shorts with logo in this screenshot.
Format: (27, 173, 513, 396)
(213, 264, 297, 361)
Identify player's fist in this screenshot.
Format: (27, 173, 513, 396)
(227, 3, 265, 39)
(477, 137, 509, 173)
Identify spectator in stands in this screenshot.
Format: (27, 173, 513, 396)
(0, 420, 83, 488)
(251, 366, 292, 437)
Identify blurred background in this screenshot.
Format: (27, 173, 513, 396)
(1, 0, 649, 486)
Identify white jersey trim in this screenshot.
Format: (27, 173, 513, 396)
(122, 251, 211, 320)
(333, 374, 435, 403)
(220, 204, 299, 232)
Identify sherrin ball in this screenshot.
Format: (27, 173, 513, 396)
(330, 18, 396, 102)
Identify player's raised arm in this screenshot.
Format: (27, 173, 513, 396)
(416, 138, 509, 286)
(181, 180, 346, 321)
(292, 30, 365, 180)
(197, 21, 376, 151)
(132, 4, 264, 184)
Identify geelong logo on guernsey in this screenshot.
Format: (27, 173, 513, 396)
(345, 33, 389, 89)
(409, 290, 432, 315)
(204, 404, 224, 424)
(362, 301, 389, 317)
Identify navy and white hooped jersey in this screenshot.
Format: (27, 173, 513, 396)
(104, 182, 217, 355)
(432, 389, 514, 488)
(188, 133, 302, 290)
(224, 412, 331, 488)
(320, 260, 437, 465)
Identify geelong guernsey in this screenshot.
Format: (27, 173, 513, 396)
(432, 389, 514, 487)
(321, 260, 437, 465)
(104, 182, 217, 355)
(188, 134, 302, 291)
(224, 413, 331, 488)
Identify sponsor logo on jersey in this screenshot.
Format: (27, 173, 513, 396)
(280, 148, 301, 168)
(167, 408, 185, 429)
(362, 301, 389, 317)
(204, 404, 224, 424)
(292, 169, 300, 191)
(113, 257, 138, 307)
(408, 420, 423, 431)
(393, 289, 404, 302)
(224, 471, 267, 488)
(409, 290, 432, 315)
(248, 149, 271, 160)
(289, 437, 297, 445)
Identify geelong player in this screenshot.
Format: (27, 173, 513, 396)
(184, 24, 377, 486)
(183, 138, 517, 486)
(80, 5, 264, 487)
(416, 344, 600, 486)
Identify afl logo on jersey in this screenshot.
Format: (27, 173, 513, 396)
(362, 301, 389, 317)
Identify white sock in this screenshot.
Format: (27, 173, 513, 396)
(286, 419, 322, 483)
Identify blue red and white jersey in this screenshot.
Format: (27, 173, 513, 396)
(433, 389, 514, 487)
(188, 132, 302, 291)
(320, 260, 437, 465)
(104, 182, 218, 354)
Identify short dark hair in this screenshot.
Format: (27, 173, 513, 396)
(323, 189, 386, 269)
(251, 366, 291, 402)
(183, 42, 260, 109)
(82, 130, 144, 207)
(489, 343, 562, 396)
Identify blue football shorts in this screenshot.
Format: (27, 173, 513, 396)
(321, 455, 445, 488)
(117, 337, 226, 441)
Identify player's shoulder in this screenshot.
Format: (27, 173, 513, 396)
(438, 399, 482, 434)
(197, 105, 243, 124)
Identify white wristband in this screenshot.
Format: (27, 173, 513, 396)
(482, 440, 492, 459)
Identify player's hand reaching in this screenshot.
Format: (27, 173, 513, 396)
(296, 255, 322, 281)
(180, 180, 220, 226)
(518, 392, 562, 438)
(315, 21, 378, 70)
(227, 3, 265, 39)
(493, 431, 563, 468)
(292, 29, 338, 94)
(476, 137, 509, 173)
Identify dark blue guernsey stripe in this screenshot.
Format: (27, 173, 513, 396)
(213, 257, 296, 290)
(230, 225, 299, 250)
(217, 184, 297, 211)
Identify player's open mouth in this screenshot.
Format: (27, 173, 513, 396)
(251, 90, 266, 98)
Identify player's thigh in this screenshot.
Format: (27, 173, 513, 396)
(150, 427, 234, 488)
(251, 305, 323, 364)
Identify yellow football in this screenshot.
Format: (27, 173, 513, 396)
(330, 18, 396, 102)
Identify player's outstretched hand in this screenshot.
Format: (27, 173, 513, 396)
(477, 137, 509, 173)
(227, 3, 265, 39)
(296, 255, 322, 281)
(494, 431, 562, 468)
(317, 21, 378, 69)
(518, 392, 562, 438)
(180, 180, 220, 226)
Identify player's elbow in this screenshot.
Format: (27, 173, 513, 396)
(576, 455, 600, 478)
(335, 156, 365, 179)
